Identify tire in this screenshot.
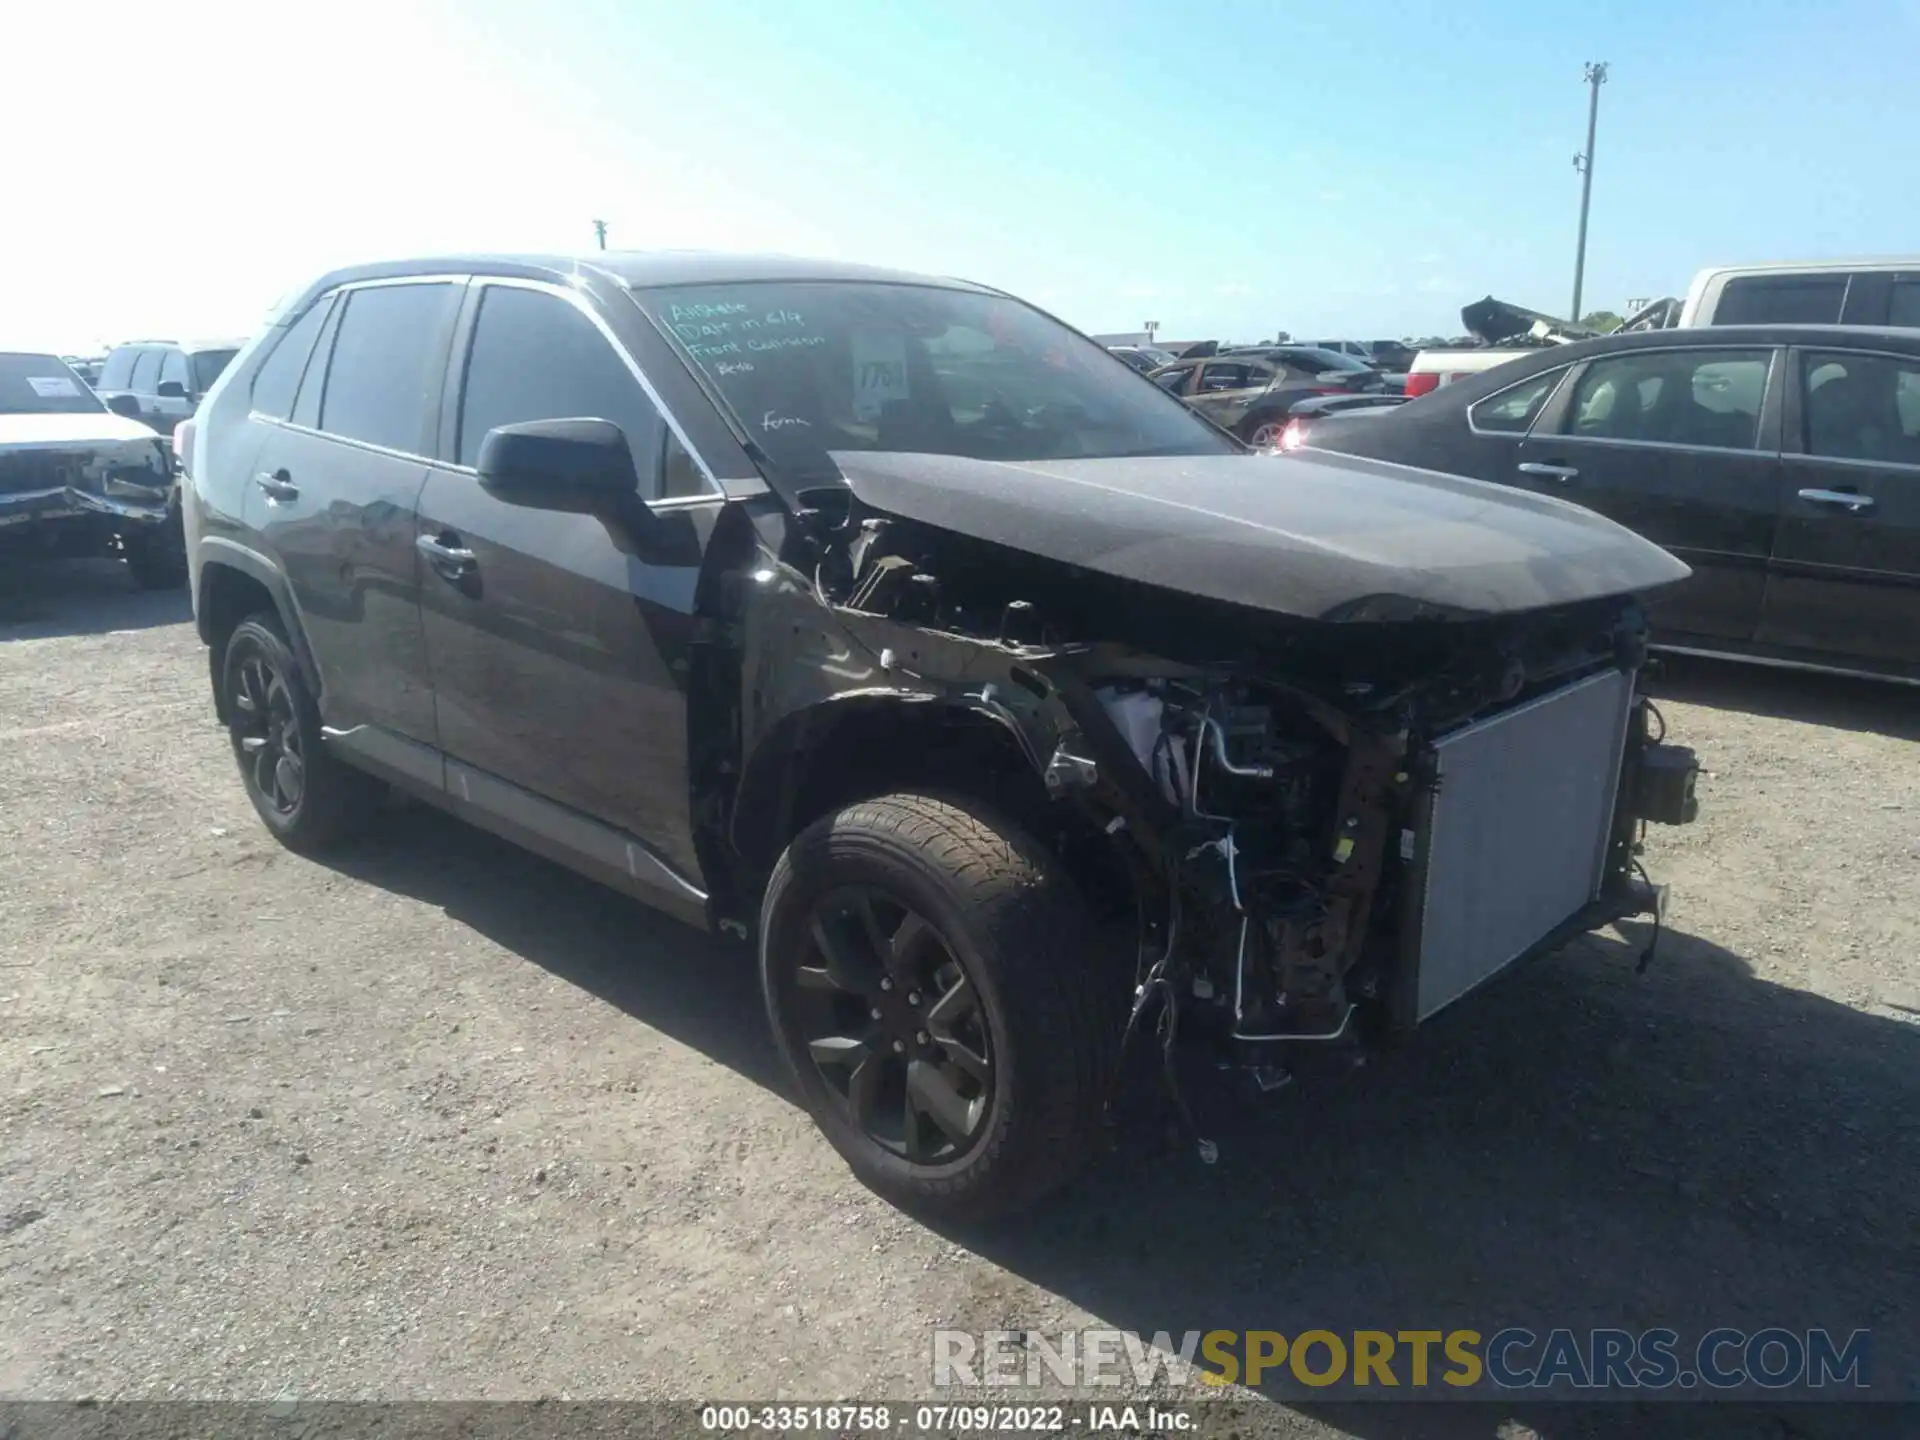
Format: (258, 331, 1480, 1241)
(221, 611, 379, 853)
(123, 512, 187, 590)
(760, 792, 1118, 1222)
(1239, 411, 1289, 449)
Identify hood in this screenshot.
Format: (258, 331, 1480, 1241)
(1460, 296, 1601, 347)
(831, 449, 1691, 623)
(0, 410, 165, 449)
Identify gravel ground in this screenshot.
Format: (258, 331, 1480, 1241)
(1, 560, 1915, 1438)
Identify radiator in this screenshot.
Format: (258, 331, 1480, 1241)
(1414, 667, 1635, 1022)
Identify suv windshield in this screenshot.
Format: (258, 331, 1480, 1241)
(634, 281, 1237, 483)
(0, 353, 106, 416)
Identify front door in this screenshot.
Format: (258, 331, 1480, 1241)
(245, 280, 460, 751)
(1759, 347, 1920, 670)
(1515, 345, 1780, 644)
(414, 279, 718, 892)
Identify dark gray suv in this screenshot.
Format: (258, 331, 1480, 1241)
(181, 252, 1698, 1221)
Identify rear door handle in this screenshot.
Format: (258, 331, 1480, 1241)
(416, 533, 477, 578)
(1796, 488, 1875, 513)
(254, 470, 299, 502)
(1517, 461, 1580, 481)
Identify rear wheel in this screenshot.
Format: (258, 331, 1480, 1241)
(221, 613, 379, 852)
(760, 792, 1117, 1222)
(1240, 411, 1289, 448)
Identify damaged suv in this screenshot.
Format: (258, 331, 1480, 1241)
(182, 254, 1700, 1220)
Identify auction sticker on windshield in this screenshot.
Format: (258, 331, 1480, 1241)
(851, 330, 909, 421)
(26, 375, 81, 398)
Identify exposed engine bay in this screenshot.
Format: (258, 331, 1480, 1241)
(744, 477, 1702, 1115)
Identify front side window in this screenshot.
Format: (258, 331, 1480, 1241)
(159, 349, 190, 391)
(1469, 368, 1564, 433)
(632, 281, 1235, 485)
(1887, 280, 1920, 329)
(457, 285, 668, 490)
(0, 353, 105, 416)
(250, 298, 333, 420)
(192, 349, 237, 394)
(128, 348, 162, 393)
(1801, 351, 1920, 466)
(1155, 365, 1195, 393)
(97, 346, 137, 390)
(1565, 349, 1769, 449)
(1714, 274, 1846, 325)
(317, 283, 455, 452)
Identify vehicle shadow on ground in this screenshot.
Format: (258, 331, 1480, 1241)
(1648, 652, 1918, 742)
(327, 804, 1918, 1437)
(321, 801, 785, 1091)
(0, 558, 191, 639)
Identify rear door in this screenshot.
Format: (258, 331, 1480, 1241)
(245, 278, 459, 762)
(1514, 344, 1780, 644)
(1759, 346, 1920, 669)
(415, 278, 721, 891)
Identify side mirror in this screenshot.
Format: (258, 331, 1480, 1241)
(155, 380, 188, 400)
(476, 418, 640, 513)
(105, 393, 143, 419)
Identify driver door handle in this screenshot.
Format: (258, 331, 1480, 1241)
(1517, 461, 1579, 481)
(1796, 488, 1876, 514)
(254, 470, 299, 502)
(416, 532, 477, 578)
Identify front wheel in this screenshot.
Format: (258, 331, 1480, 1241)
(760, 793, 1118, 1222)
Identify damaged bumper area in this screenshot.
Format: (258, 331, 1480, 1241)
(0, 440, 175, 542)
(735, 458, 1701, 1088)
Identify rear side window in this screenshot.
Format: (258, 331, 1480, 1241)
(1714, 275, 1847, 325)
(318, 284, 455, 452)
(159, 349, 190, 391)
(128, 348, 162, 392)
(250, 299, 334, 420)
(1469, 369, 1563, 432)
(98, 347, 136, 390)
(455, 285, 667, 489)
(1801, 351, 1920, 466)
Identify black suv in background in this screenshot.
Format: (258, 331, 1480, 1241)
(180, 252, 1696, 1221)
(95, 339, 242, 433)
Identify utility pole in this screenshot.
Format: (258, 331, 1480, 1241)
(592, 219, 608, 251)
(1570, 61, 1608, 323)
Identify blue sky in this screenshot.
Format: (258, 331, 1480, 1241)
(7, 0, 1917, 350)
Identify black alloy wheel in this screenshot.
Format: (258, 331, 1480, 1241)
(230, 648, 306, 816)
(220, 612, 378, 852)
(760, 792, 1120, 1221)
(794, 885, 994, 1163)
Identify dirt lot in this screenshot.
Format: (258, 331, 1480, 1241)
(2, 560, 1916, 1436)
